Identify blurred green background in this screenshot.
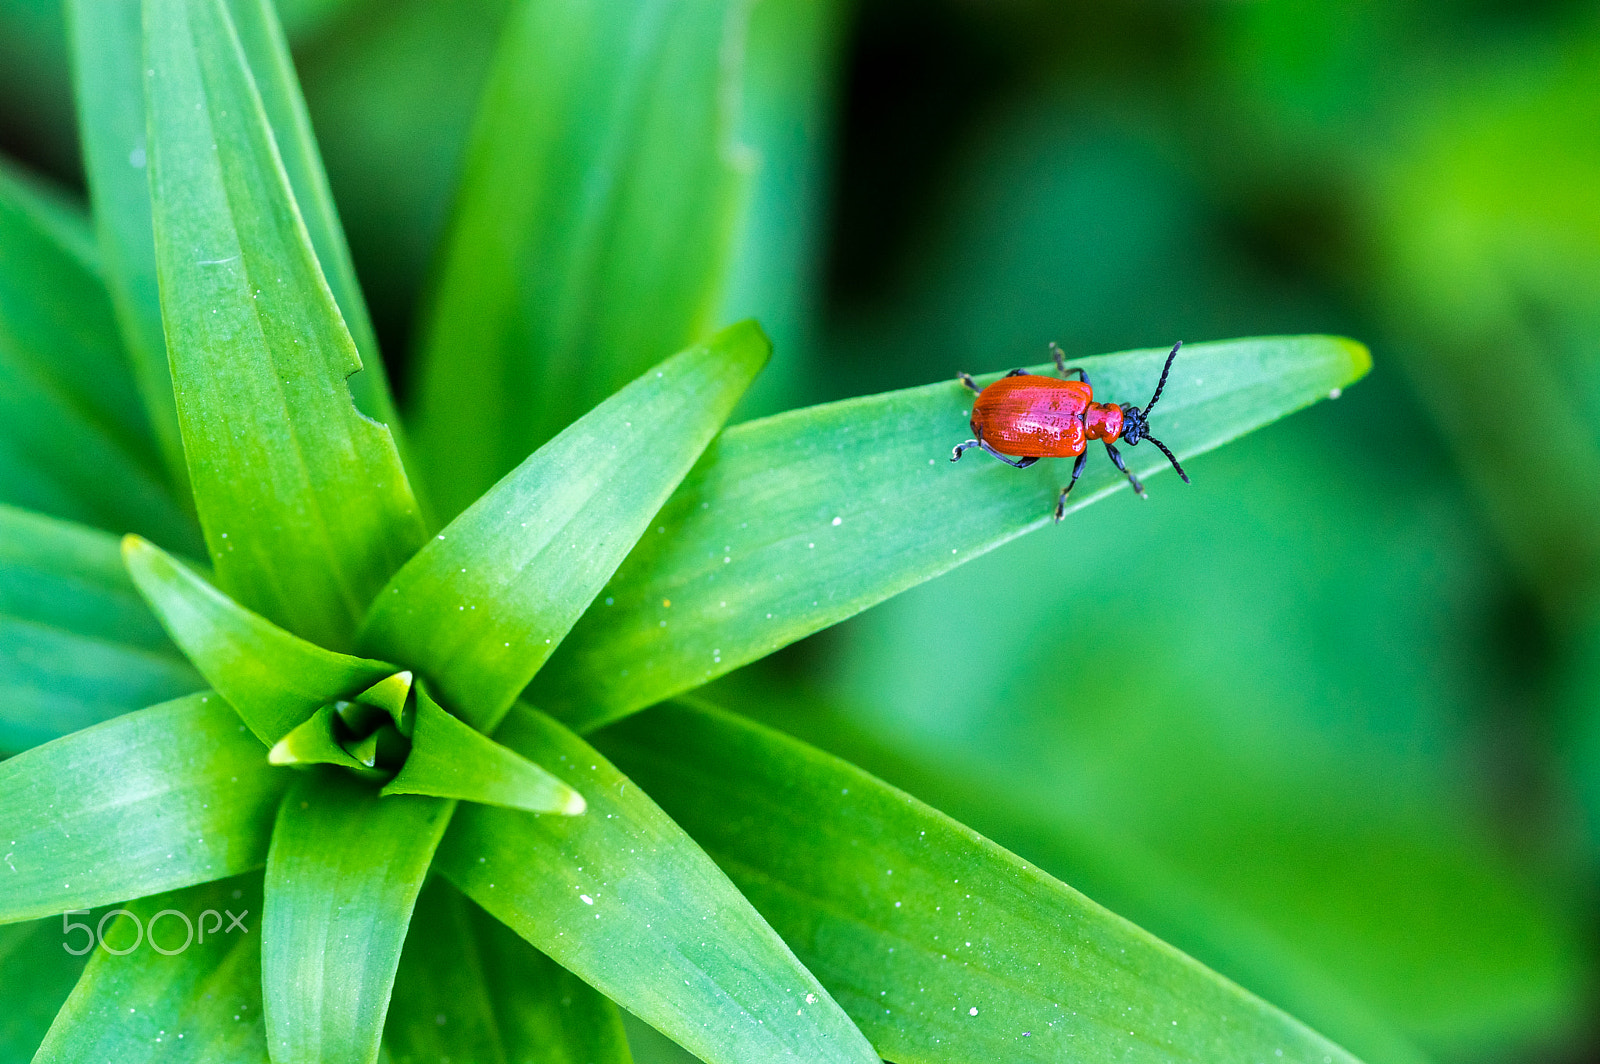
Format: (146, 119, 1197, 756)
(3, 0, 1598, 1061)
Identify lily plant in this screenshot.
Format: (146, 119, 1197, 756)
(0, 0, 1370, 1061)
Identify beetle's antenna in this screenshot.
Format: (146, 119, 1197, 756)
(1144, 341, 1182, 414)
(1145, 435, 1189, 483)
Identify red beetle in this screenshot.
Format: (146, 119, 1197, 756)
(952, 340, 1190, 520)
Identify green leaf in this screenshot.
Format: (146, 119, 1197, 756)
(123, 534, 395, 745)
(360, 321, 768, 733)
(0, 156, 98, 268)
(532, 335, 1372, 731)
(35, 875, 270, 1063)
(68, 0, 406, 491)
(0, 505, 200, 752)
(594, 699, 1360, 1064)
(0, 691, 288, 925)
(222, 0, 405, 439)
(0, 916, 91, 1059)
(294, 0, 508, 342)
(434, 704, 877, 1064)
(143, 0, 427, 650)
(381, 683, 585, 814)
(268, 704, 370, 771)
(714, 0, 847, 421)
(263, 772, 455, 1064)
(65, 0, 187, 491)
(411, 0, 753, 519)
(386, 878, 632, 1064)
(0, 163, 198, 551)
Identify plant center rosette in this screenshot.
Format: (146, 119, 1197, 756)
(267, 670, 583, 814)
(121, 534, 586, 817)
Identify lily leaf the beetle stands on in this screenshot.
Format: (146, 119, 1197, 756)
(0, 0, 1370, 1062)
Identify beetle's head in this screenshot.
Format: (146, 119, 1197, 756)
(1120, 405, 1147, 445)
(1123, 342, 1190, 484)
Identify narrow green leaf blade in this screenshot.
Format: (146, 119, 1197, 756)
(144, 0, 427, 649)
(268, 704, 368, 770)
(0, 692, 288, 924)
(123, 534, 394, 745)
(595, 700, 1362, 1064)
(0, 505, 200, 752)
(381, 684, 585, 814)
(65, 0, 188, 491)
(386, 878, 632, 1064)
(412, 0, 753, 518)
(35, 876, 270, 1063)
(361, 321, 768, 732)
(68, 0, 406, 486)
(0, 916, 90, 1059)
(263, 772, 455, 1064)
(534, 336, 1372, 730)
(222, 0, 404, 436)
(434, 704, 878, 1064)
(713, 0, 847, 420)
(0, 164, 197, 550)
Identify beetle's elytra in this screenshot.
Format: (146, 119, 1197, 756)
(952, 341, 1190, 521)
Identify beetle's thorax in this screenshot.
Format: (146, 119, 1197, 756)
(1085, 402, 1124, 443)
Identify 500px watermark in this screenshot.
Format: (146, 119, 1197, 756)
(60, 907, 249, 956)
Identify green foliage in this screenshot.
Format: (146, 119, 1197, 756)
(37, 876, 269, 1061)
(0, 0, 1419, 1061)
(361, 321, 769, 733)
(0, 164, 195, 550)
(386, 878, 632, 1064)
(535, 336, 1368, 730)
(0, 505, 199, 751)
(381, 685, 585, 814)
(0, 693, 285, 923)
(123, 535, 392, 744)
(437, 705, 879, 1064)
(262, 773, 454, 1064)
(0, 916, 88, 1056)
(411, 0, 752, 518)
(598, 699, 1359, 1064)
(144, 0, 424, 649)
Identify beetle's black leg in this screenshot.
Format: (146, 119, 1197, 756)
(957, 372, 981, 394)
(1104, 441, 1146, 498)
(1004, 367, 1030, 377)
(951, 439, 979, 461)
(977, 439, 1037, 468)
(1054, 451, 1089, 521)
(1049, 343, 1090, 384)
(1050, 342, 1068, 373)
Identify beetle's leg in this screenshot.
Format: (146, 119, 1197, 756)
(977, 440, 1037, 468)
(1049, 343, 1090, 385)
(1050, 342, 1068, 373)
(1104, 441, 1146, 498)
(1004, 367, 1030, 377)
(957, 372, 981, 394)
(1054, 451, 1089, 521)
(951, 439, 979, 461)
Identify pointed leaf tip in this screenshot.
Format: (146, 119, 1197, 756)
(122, 534, 395, 744)
(380, 685, 586, 816)
(1337, 336, 1373, 380)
